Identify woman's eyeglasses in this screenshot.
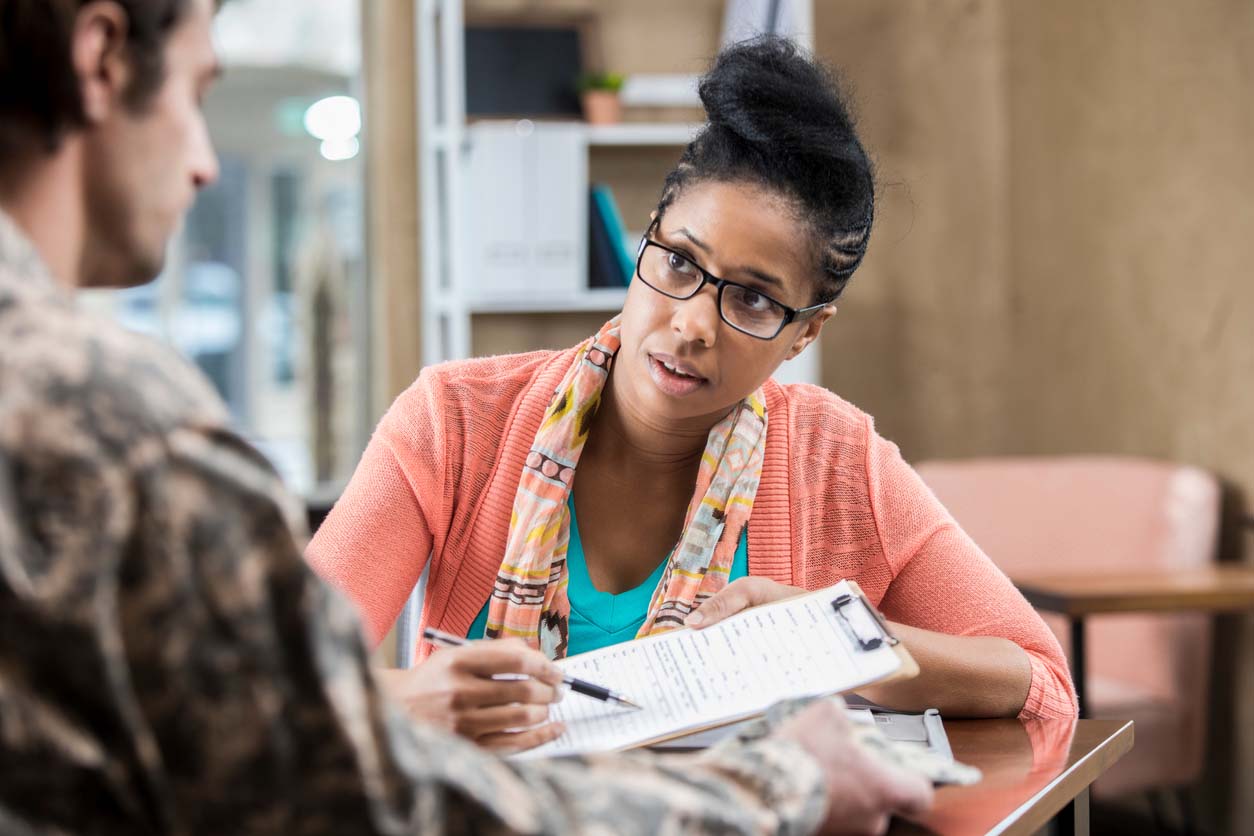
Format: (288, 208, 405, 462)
(634, 236, 831, 340)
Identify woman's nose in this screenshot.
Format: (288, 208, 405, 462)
(670, 285, 720, 347)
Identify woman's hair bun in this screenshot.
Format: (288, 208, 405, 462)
(698, 37, 856, 153)
(658, 36, 875, 302)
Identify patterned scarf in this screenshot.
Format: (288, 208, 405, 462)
(486, 316, 768, 659)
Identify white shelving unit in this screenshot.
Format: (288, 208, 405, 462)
(415, 0, 819, 385)
(468, 286, 629, 315)
(586, 122, 702, 147)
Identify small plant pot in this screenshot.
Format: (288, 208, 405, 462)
(581, 90, 622, 125)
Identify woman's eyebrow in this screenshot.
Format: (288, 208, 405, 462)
(740, 267, 786, 292)
(675, 227, 713, 253)
(671, 227, 787, 291)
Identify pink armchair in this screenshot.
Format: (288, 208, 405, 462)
(914, 456, 1221, 798)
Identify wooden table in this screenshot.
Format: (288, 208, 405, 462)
(1013, 566, 1254, 716)
(891, 718, 1133, 836)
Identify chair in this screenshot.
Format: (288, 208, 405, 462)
(914, 456, 1221, 801)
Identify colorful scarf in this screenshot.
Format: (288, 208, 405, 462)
(485, 317, 768, 659)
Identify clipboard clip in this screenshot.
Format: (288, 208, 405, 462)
(831, 593, 900, 651)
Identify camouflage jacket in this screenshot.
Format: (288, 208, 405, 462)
(0, 211, 827, 835)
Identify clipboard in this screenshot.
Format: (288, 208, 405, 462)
(649, 704, 953, 760)
(515, 580, 918, 759)
(851, 706, 954, 761)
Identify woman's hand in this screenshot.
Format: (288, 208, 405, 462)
(376, 637, 567, 753)
(684, 577, 805, 629)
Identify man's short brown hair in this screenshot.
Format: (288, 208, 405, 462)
(0, 0, 201, 162)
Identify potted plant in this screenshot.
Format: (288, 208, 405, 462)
(578, 71, 624, 125)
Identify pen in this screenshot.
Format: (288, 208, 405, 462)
(421, 627, 642, 711)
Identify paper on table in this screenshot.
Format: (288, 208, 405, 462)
(516, 580, 905, 759)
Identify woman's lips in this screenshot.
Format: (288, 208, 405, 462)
(647, 353, 707, 397)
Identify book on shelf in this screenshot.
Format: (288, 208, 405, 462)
(588, 190, 624, 288)
(591, 184, 637, 284)
(588, 184, 635, 289)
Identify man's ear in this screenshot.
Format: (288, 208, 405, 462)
(784, 304, 836, 361)
(73, 2, 133, 124)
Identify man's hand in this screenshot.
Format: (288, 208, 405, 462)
(685, 577, 805, 629)
(774, 701, 934, 836)
(376, 638, 566, 753)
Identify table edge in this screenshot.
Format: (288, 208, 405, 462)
(1014, 583, 1254, 616)
(988, 719, 1135, 836)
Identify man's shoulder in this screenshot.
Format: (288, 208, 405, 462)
(0, 292, 229, 454)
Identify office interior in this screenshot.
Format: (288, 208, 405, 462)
(78, 0, 1253, 833)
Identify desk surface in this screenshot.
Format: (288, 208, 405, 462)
(891, 718, 1133, 836)
(1012, 565, 1254, 616)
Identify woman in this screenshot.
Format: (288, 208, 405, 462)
(308, 38, 1076, 753)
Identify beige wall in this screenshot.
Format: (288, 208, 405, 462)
(815, 1, 1014, 460)
(816, 0, 1253, 509)
(816, 1, 1253, 829)
(1006, 1, 1254, 502)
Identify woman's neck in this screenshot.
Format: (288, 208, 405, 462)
(583, 370, 728, 479)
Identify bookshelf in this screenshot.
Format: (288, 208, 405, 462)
(414, 0, 818, 385)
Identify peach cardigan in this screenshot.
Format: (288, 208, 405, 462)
(307, 348, 1077, 720)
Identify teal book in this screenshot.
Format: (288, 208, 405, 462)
(589, 190, 626, 288)
(591, 184, 635, 285)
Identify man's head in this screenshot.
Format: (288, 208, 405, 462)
(0, 0, 221, 287)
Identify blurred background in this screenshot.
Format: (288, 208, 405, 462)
(85, 0, 1253, 832)
(81, 0, 368, 500)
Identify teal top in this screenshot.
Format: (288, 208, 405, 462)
(467, 497, 749, 654)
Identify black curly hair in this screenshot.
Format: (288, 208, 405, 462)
(655, 37, 875, 304)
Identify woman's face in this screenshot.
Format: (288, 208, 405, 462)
(616, 180, 835, 426)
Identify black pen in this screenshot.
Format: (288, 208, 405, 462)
(421, 627, 642, 711)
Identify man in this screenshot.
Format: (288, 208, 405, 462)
(0, 1, 933, 833)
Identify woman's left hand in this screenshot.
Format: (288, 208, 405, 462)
(684, 577, 805, 629)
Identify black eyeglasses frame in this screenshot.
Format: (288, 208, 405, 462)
(633, 235, 832, 341)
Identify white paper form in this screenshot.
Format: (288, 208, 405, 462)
(517, 580, 903, 759)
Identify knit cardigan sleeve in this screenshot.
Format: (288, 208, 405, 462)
(306, 368, 452, 647)
(864, 422, 1078, 721)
